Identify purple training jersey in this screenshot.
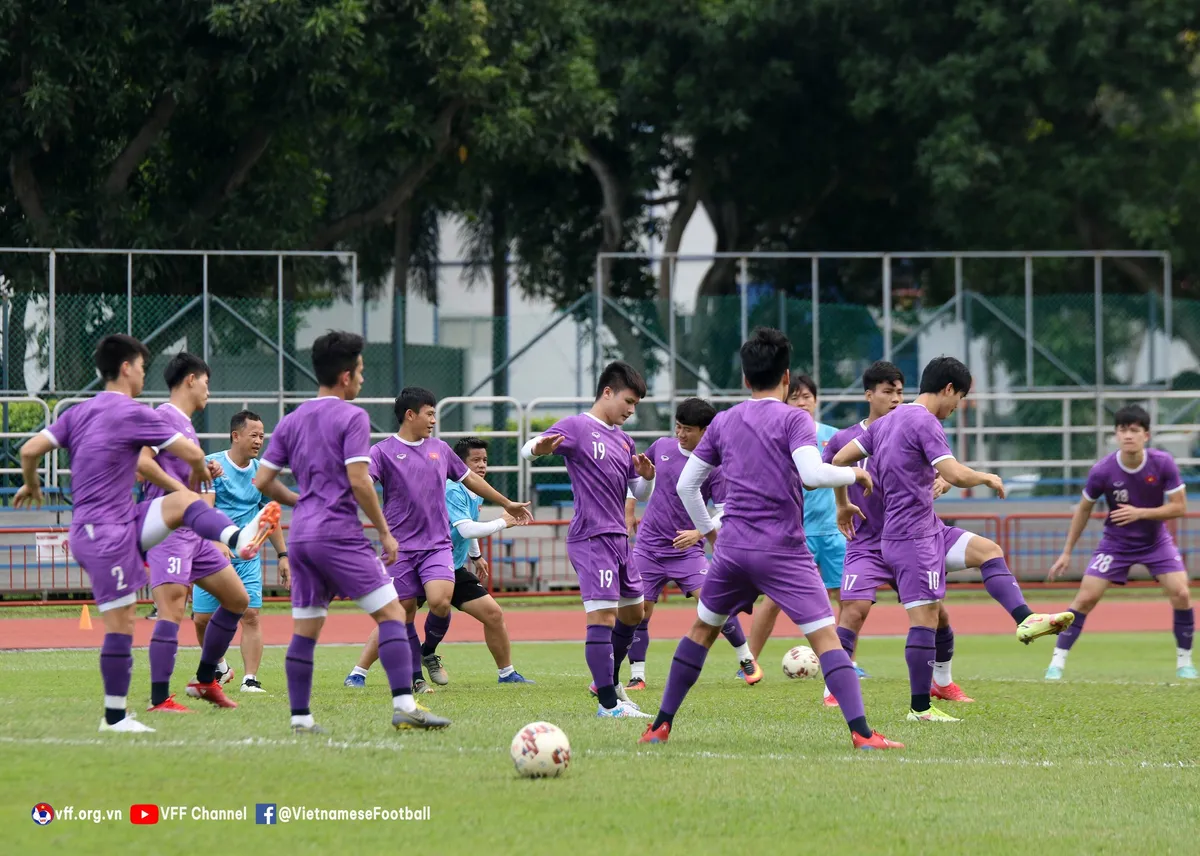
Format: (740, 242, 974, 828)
(854, 403, 954, 542)
(542, 413, 638, 541)
(369, 435, 469, 550)
(259, 396, 372, 543)
(142, 403, 205, 502)
(635, 437, 724, 560)
(692, 397, 816, 554)
(823, 420, 882, 548)
(1084, 449, 1185, 551)
(42, 392, 180, 524)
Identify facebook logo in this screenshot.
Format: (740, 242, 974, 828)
(255, 804, 276, 825)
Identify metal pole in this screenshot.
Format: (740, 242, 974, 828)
(593, 256, 603, 385)
(882, 254, 892, 359)
(738, 257, 749, 343)
(277, 255, 285, 423)
(667, 258, 676, 409)
(126, 253, 133, 335)
(1062, 397, 1071, 489)
(778, 288, 787, 338)
(1024, 255, 1033, 387)
(811, 256, 819, 385)
(1094, 255, 1104, 454)
(351, 254, 361, 337)
(48, 251, 56, 392)
(955, 256, 965, 364)
(202, 253, 210, 362)
(1163, 254, 1173, 387)
(1148, 290, 1156, 385)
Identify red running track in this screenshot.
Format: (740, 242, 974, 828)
(0, 599, 1173, 650)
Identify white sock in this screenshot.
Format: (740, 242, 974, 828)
(291, 714, 314, 728)
(393, 694, 417, 713)
(242, 673, 255, 684)
(822, 684, 832, 698)
(932, 661, 952, 686)
(629, 661, 646, 680)
(1178, 648, 1193, 669)
(733, 643, 752, 662)
(498, 665, 515, 678)
(1051, 648, 1069, 669)
(218, 658, 229, 669)
(219, 525, 239, 544)
(351, 666, 369, 677)
(104, 695, 127, 711)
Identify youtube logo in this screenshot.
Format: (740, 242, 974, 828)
(130, 805, 159, 825)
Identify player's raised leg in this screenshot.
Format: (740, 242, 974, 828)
(961, 534, 1074, 644)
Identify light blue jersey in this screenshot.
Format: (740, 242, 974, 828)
(803, 422, 842, 537)
(446, 480, 485, 570)
(196, 451, 268, 612)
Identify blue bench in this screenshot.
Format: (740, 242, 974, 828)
(491, 537, 541, 590)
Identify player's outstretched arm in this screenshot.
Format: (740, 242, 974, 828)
(831, 443, 866, 467)
(1048, 496, 1096, 580)
(14, 432, 55, 508)
(346, 461, 398, 565)
(520, 434, 565, 459)
(137, 447, 190, 495)
(933, 458, 1005, 497)
(462, 472, 532, 523)
(793, 445, 860, 490)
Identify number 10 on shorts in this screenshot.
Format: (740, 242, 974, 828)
(927, 571, 940, 592)
(598, 569, 614, 588)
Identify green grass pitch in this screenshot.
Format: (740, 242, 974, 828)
(3, 632, 1198, 854)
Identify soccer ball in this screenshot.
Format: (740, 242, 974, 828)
(510, 721, 571, 778)
(782, 645, 821, 679)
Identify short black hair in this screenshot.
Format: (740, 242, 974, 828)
(863, 360, 904, 390)
(311, 330, 365, 387)
(454, 437, 489, 460)
(163, 352, 211, 389)
(918, 356, 971, 396)
(789, 373, 817, 400)
(1114, 405, 1151, 432)
(595, 361, 647, 400)
(740, 327, 792, 391)
(95, 334, 151, 382)
(230, 410, 263, 435)
(395, 387, 437, 425)
(675, 397, 716, 429)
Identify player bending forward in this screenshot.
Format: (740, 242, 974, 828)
(522, 361, 655, 719)
(345, 434, 533, 687)
(832, 356, 1074, 723)
(622, 397, 761, 690)
(1045, 405, 1195, 681)
(17, 335, 278, 733)
(824, 361, 974, 708)
(639, 327, 901, 750)
(254, 332, 453, 733)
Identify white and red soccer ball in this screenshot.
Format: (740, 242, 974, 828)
(510, 721, 571, 778)
(782, 645, 821, 679)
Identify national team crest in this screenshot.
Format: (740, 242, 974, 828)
(1146, 475, 1157, 484)
(429, 452, 440, 460)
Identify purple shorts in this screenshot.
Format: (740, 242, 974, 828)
(845, 526, 972, 604)
(69, 502, 157, 610)
(147, 528, 229, 589)
(1085, 538, 1184, 585)
(290, 537, 392, 610)
(698, 545, 833, 631)
(568, 534, 642, 610)
(390, 548, 456, 600)
(632, 550, 707, 602)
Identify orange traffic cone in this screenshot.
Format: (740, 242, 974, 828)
(79, 604, 92, 631)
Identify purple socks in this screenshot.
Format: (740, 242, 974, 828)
(182, 500, 238, 543)
(149, 619, 179, 706)
(421, 612, 451, 657)
(652, 636, 709, 729)
(836, 625, 858, 659)
(628, 619, 651, 663)
(100, 632, 133, 724)
(1053, 608, 1087, 652)
(721, 617, 747, 649)
(980, 557, 1032, 623)
(1174, 608, 1194, 651)
(406, 622, 423, 685)
(585, 624, 618, 708)
(905, 626, 937, 712)
(611, 620, 638, 684)
(935, 625, 954, 663)
(197, 606, 241, 683)
(285, 634, 317, 715)
(819, 648, 871, 737)
(377, 620, 412, 696)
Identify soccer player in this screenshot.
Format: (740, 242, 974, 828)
(253, 332, 455, 733)
(346, 390, 531, 690)
(1045, 405, 1195, 680)
(194, 410, 299, 694)
(16, 334, 279, 733)
(832, 355, 1075, 723)
(824, 361, 974, 707)
(521, 361, 655, 719)
(623, 397, 761, 689)
(639, 328, 901, 750)
(745, 374, 860, 679)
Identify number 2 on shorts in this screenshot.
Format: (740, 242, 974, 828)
(112, 565, 126, 590)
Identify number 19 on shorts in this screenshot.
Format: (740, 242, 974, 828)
(597, 569, 614, 588)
